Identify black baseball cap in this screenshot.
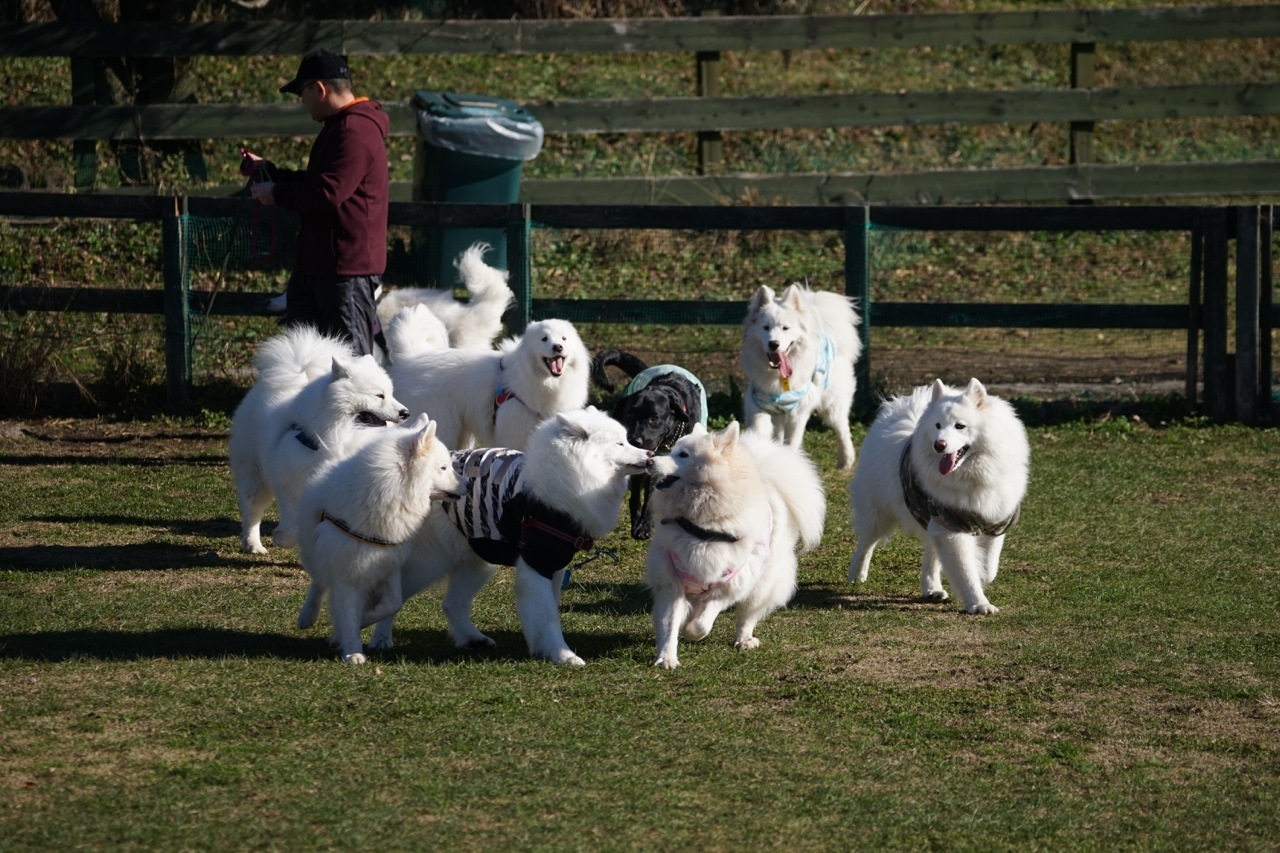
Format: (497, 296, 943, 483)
(280, 48, 351, 95)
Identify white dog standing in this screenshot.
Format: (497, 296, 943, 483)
(388, 317, 591, 452)
(376, 242, 514, 351)
(228, 326, 410, 554)
(367, 407, 653, 665)
(646, 422, 826, 669)
(295, 415, 466, 664)
(741, 283, 861, 470)
(849, 378, 1029, 614)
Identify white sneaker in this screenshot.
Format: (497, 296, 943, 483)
(266, 292, 287, 313)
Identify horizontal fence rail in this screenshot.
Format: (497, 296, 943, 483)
(5, 7, 1280, 57)
(2, 6, 1280, 203)
(0, 192, 1271, 423)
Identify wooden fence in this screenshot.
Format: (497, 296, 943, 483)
(0, 193, 1272, 424)
(2, 6, 1280, 203)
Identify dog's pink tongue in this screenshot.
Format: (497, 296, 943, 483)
(548, 356, 565, 376)
(939, 453, 959, 476)
(768, 351, 793, 379)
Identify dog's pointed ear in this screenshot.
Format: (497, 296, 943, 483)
(408, 414, 435, 457)
(780, 282, 806, 311)
(713, 420, 741, 451)
(963, 377, 987, 408)
(931, 378, 947, 402)
(749, 285, 774, 312)
(554, 411, 589, 440)
(330, 356, 351, 379)
(690, 422, 708, 436)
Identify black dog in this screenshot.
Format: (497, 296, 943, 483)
(591, 348, 707, 539)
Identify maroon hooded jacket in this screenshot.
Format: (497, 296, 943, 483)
(270, 98, 390, 277)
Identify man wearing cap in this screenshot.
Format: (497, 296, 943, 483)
(245, 48, 390, 357)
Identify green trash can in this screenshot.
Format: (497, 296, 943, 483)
(412, 91, 543, 286)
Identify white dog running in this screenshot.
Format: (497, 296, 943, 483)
(848, 378, 1029, 614)
(646, 421, 826, 668)
(368, 407, 653, 665)
(741, 283, 861, 470)
(295, 415, 466, 663)
(227, 326, 410, 554)
(387, 316, 592, 452)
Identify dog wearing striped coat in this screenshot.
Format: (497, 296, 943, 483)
(369, 407, 653, 665)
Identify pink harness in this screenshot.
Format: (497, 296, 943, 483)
(667, 508, 773, 597)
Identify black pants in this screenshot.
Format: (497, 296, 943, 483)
(284, 271, 385, 357)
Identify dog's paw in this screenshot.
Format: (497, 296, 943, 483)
(733, 637, 761, 651)
(272, 527, 297, 549)
(922, 589, 950, 602)
(966, 603, 999, 616)
(654, 655, 680, 670)
(631, 521, 653, 540)
(848, 565, 868, 584)
(546, 649, 585, 666)
(242, 539, 268, 555)
(457, 634, 497, 649)
(342, 652, 368, 664)
(367, 633, 394, 651)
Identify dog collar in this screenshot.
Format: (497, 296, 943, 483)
(321, 510, 401, 547)
(291, 423, 320, 450)
(666, 508, 772, 597)
(661, 517, 740, 544)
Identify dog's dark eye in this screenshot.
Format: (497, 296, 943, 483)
(955, 423, 966, 431)
(678, 450, 689, 458)
(782, 325, 790, 331)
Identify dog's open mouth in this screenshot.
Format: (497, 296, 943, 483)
(655, 474, 680, 490)
(355, 411, 390, 427)
(938, 444, 970, 476)
(767, 348, 794, 380)
(544, 355, 565, 377)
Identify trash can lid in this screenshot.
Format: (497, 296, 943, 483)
(414, 90, 543, 162)
(413, 90, 536, 123)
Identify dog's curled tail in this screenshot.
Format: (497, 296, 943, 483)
(254, 325, 354, 390)
(589, 348, 649, 392)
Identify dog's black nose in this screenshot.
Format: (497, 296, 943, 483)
(933, 439, 947, 452)
(767, 341, 780, 351)
(398, 408, 410, 422)
(552, 343, 563, 353)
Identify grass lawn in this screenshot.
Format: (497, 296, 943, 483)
(1, 411, 1277, 850)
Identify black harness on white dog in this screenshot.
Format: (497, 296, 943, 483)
(899, 445, 1020, 537)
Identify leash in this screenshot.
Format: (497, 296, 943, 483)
(562, 547, 619, 590)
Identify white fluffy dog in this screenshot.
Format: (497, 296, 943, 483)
(295, 414, 466, 664)
(646, 421, 826, 669)
(849, 378, 1030, 615)
(368, 407, 653, 665)
(387, 316, 591, 452)
(376, 242, 514, 351)
(741, 282, 861, 470)
(228, 326, 410, 554)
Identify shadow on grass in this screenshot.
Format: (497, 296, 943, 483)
(791, 581, 944, 613)
(561, 580, 651, 617)
(0, 627, 327, 662)
(0, 625, 641, 664)
(0, 540, 277, 572)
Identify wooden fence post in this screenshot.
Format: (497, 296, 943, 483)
(1261, 205, 1274, 424)
(846, 204, 871, 419)
(1234, 205, 1262, 424)
(1201, 208, 1230, 418)
(162, 199, 192, 408)
(696, 9, 723, 175)
(1186, 215, 1202, 408)
(1070, 42, 1096, 167)
(506, 203, 532, 330)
